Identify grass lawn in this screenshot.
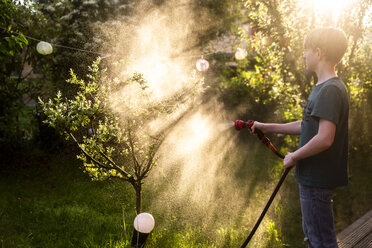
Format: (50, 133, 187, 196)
(0, 148, 135, 248)
(0, 141, 370, 247)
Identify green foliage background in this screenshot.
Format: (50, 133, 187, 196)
(0, 0, 371, 247)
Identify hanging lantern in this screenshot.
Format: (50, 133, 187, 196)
(196, 58, 209, 72)
(262, 37, 273, 47)
(36, 41, 53, 55)
(235, 48, 248, 60)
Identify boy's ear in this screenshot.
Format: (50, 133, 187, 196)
(316, 47, 326, 60)
(315, 48, 321, 58)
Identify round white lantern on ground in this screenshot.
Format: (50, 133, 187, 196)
(131, 213, 155, 248)
(133, 213, 155, 234)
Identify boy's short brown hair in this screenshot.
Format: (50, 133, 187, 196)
(304, 27, 348, 64)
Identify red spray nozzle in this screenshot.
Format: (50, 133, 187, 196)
(234, 119, 284, 159)
(234, 120, 254, 131)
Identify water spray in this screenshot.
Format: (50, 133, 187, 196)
(234, 120, 291, 248)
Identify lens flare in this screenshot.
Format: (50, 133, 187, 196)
(298, 0, 354, 24)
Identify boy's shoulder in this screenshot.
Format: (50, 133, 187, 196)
(326, 77, 344, 85)
(322, 77, 347, 95)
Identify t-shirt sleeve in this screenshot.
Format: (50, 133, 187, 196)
(311, 85, 342, 125)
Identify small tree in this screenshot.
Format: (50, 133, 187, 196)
(40, 58, 203, 213)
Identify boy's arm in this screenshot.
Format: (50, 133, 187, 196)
(284, 118, 336, 168)
(252, 121, 302, 135)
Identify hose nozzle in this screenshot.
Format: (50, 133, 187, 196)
(234, 119, 284, 159)
(234, 120, 254, 131)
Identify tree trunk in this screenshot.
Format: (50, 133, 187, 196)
(134, 181, 142, 214)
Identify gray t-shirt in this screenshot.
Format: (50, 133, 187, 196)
(295, 77, 349, 188)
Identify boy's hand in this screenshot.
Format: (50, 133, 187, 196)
(284, 152, 297, 168)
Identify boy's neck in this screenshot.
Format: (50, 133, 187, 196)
(315, 61, 337, 86)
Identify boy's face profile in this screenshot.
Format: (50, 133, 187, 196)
(303, 28, 348, 74)
(303, 48, 320, 73)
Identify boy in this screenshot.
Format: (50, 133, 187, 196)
(252, 27, 349, 248)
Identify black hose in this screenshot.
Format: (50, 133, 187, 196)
(240, 166, 291, 248)
(240, 128, 290, 248)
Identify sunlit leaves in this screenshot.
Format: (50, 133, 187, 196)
(223, 0, 371, 153)
(40, 57, 204, 192)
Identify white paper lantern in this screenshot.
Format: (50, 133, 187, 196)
(196, 58, 209, 72)
(262, 37, 273, 46)
(36, 41, 53, 55)
(133, 213, 155, 234)
(235, 48, 247, 60)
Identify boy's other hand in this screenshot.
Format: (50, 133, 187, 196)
(284, 152, 297, 168)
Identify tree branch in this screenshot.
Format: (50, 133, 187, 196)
(139, 139, 164, 180)
(106, 175, 133, 184)
(98, 151, 134, 182)
(68, 132, 111, 170)
(127, 125, 141, 177)
(139, 155, 154, 180)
